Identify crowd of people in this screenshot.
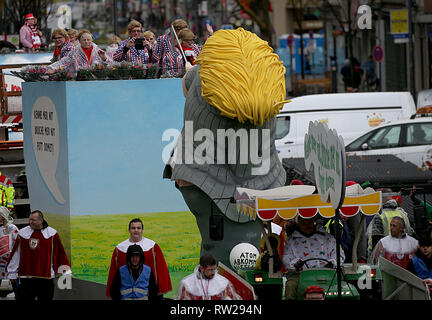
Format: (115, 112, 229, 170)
(340, 56, 378, 92)
(0, 209, 241, 301)
(2, 182, 430, 301)
(18, 13, 213, 79)
(7, 14, 432, 301)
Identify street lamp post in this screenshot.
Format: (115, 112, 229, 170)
(113, 0, 118, 36)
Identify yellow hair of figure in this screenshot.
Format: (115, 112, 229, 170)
(195, 28, 289, 126)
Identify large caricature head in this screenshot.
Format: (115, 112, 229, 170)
(195, 28, 288, 126)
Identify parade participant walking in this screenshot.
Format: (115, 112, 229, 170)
(46, 29, 111, 76)
(177, 253, 241, 300)
(109, 244, 158, 300)
(106, 218, 171, 298)
(113, 20, 152, 64)
(371, 217, 418, 269)
(50, 28, 75, 63)
(7, 210, 71, 300)
(0, 171, 14, 214)
(19, 13, 42, 52)
(0, 207, 18, 296)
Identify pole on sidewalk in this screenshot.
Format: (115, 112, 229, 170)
(113, 0, 118, 36)
(407, 0, 415, 97)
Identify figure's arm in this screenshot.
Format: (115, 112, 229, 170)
(182, 63, 194, 97)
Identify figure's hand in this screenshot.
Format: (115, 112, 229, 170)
(144, 39, 151, 49)
(185, 61, 193, 72)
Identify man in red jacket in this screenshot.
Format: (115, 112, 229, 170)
(6, 210, 70, 300)
(106, 218, 172, 299)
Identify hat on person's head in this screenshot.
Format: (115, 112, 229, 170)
(291, 179, 304, 185)
(126, 244, 144, 265)
(25, 13, 35, 20)
(346, 181, 357, 187)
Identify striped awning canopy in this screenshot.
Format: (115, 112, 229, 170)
(236, 185, 381, 221)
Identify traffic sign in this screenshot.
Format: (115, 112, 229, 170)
(203, 18, 213, 28)
(373, 45, 383, 62)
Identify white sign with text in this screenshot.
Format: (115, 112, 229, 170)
(31, 96, 66, 204)
(304, 121, 346, 209)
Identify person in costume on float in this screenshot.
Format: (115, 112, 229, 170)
(163, 28, 289, 267)
(7, 210, 71, 300)
(177, 253, 241, 300)
(50, 28, 75, 63)
(0, 207, 18, 297)
(106, 218, 171, 299)
(110, 244, 159, 300)
(46, 29, 111, 77)
(407, 233, 432, 296)
(282, 216, 344, 300)
(113, 20, 153, 64)
(67, 29, 79, 46)
(371, 216, 418, 269)
(19, 13, 42, 53)
(176, 28, 201, 66)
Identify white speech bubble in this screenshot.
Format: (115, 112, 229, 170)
(31, 96, 65, 204)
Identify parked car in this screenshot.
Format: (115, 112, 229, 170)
(275, 92, 416, 160)
(345, 117, 432, 168)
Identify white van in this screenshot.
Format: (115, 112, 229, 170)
(275, 92, 416, 160)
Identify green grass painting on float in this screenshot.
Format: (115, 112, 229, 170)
(70, 211, 201, 299)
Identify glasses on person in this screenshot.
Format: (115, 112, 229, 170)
(53, 37, 64, 40)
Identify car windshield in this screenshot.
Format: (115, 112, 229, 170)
(346, 125, 401, 151)
(275, 116, 290, 140)
(346, 131, 375, 151)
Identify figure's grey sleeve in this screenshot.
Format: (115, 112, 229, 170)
(184, 66, 199, 91)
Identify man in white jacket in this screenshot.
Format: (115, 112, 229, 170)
(371, 216, 418, 269)
(177, 253, 241, 300)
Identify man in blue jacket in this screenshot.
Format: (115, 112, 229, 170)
(110, 244, 158, 300)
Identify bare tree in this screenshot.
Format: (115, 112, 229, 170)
(232, 0, 273, 46)
(2, 0, 54, 37)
